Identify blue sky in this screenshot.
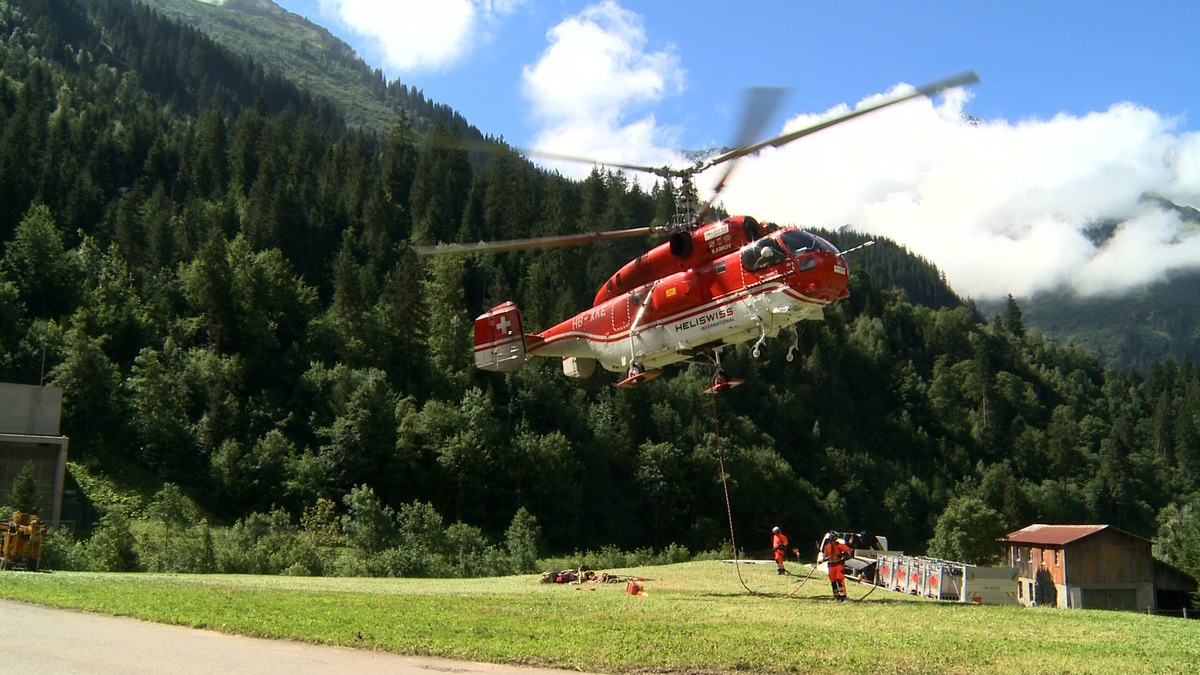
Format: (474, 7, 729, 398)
(266, 0, 1200, 301)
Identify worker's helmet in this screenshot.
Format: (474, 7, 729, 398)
(772, 526, 781, 533)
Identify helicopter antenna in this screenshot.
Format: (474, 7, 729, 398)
(838, 240, 875, 256)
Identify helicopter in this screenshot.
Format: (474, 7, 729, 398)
(419, 72, 979, 392)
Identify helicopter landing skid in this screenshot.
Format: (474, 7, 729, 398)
(614, 369, 663, 388)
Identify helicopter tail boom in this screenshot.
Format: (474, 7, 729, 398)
(474, 301, 528, 372)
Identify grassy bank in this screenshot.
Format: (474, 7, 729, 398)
(1, 561, 1196, 673)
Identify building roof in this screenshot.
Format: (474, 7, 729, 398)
(1002, 524, 1151, 546)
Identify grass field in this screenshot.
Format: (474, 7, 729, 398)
(1, 561, 1197, 674)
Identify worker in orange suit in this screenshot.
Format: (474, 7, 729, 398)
(820, 532, 853, 601)
(771, 526, 789, 575)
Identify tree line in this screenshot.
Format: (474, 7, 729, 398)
(1, 0, 1198, 591)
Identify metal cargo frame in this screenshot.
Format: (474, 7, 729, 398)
(873, 553, 1016, 605)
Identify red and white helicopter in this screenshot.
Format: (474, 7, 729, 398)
(420, 72, 978, 392)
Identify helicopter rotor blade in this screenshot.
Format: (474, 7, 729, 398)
(692, 86, 788, 225)
(416, 226, 655, 257)
(691, 70, 979, 226)
(730, 86, 790, 151)
(703, 71, 980, 170)
(526, 149, 689, 179)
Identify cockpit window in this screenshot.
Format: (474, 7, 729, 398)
(780, 229, 842, 256)
(811, 233, 841, 255)
(780, 230, 818, 254)
(740, 238, 789, 273)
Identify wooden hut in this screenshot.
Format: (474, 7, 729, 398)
(1002, 524, 1188, 612)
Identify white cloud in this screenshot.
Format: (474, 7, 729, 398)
(714, 86, 1200, 300)
(1073, 209, 1200, 295)
(521, 1, 686, 183)
(361, 0, 1196, 302)
(318, 0, 523, 72)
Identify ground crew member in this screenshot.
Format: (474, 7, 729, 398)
(771, 526, 789, 575)
(820, 532, 853, 601)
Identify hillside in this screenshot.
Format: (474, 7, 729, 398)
(988, 193, 1200, 374)
(2, 0, 1200, 590)
(833, 230, 961, 310)
(1017, 271, 1200, 374)
(141, 1, 1196, 376)
(138, 0, 484, 139)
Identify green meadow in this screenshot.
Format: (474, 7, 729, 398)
(2, 561, 1196, 674)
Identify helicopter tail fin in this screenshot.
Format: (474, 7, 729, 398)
(473, 301, 527, 372)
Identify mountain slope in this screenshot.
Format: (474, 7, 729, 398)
(138, 0, 480, 138)
(12, 0, 1200, 568)
(1007, 194, 1200, 373)
(139, 1, 1200, 376)
(833, 230, 962, 310)
(1017, 271, 1200, 374)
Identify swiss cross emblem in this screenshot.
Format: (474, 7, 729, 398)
(495, 315, 512, 335)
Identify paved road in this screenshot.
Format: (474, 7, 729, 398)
(2, 599, 593, 675)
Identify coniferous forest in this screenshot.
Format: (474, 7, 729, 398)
(1, 0, 1199, 587)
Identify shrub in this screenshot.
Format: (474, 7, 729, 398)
(7, 461, 40, 513)
(505, 507, 541, 574)
(40, 527, 88, 571)
(538, 543, 699, 573)
(213, 509, 327, 575)
(136, 486, 216, 573)
(366, 544, 452, 578)
(340, 485, 397, 554)
(85, 509, 141, 572)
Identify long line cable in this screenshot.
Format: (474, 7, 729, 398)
(851, 578, 880, 602)
(711, 388, 875, 603)
(713, 393, 758, 595)
(776, 561, 819, 600)
(713, 391, 813, 598)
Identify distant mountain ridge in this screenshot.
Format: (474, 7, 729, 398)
(1014, 270, 1200, 374)
(138, 0, 484, 140)
(994, 193, 1200, 373)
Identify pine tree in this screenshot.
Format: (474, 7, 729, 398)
(380, 113, 419, 242)
(1002, 294, 1025, 337)
(1, 203, 79, 319)
(7, 460, 40, 513)
(409, 123, 472, 246)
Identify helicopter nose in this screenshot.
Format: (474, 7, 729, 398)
(798, 254, 849, 301)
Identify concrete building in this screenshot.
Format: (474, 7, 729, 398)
(0, 383, 70, 527)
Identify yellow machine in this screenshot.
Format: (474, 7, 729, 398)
(1, 512, 46, 571)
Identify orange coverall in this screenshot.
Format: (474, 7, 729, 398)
(822, 538, 853, 600)
(772, 531, 789, 573)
